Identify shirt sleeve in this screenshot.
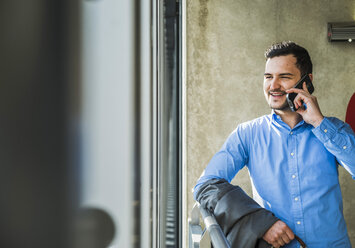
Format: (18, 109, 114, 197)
(193, 125, 250, 200)
(312, 117, 355, 179)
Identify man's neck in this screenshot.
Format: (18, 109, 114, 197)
(274, 109, 303, 129)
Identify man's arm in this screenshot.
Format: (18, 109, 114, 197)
(193, 125, 249, 200)
(193, 126, 296, 247)
(312, 117, 355, 177)
(288, 83, 355, 178)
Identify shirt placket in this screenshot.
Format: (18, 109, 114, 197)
(288, 130, 306, 246)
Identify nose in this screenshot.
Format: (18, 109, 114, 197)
(269, 77, 281, 90)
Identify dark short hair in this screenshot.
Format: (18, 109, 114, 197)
(265, 41, 312, 75)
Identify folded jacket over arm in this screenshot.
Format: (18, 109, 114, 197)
(195, 178, 279, 248)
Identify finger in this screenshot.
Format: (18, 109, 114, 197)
(271, 241, 281, 248)
(286, 88, 302, 94)
(294, 97, 302, 109)
(281, 233, 291, 244)
(277, 238, 286, 247)
(294, 94, 304, 109)
(286, 87, 310, 96)
(285, 228, 295, 241)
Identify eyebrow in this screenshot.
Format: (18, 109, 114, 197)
(264, 73, 294, 76)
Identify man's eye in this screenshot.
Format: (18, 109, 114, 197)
(265, 76, 272, 79)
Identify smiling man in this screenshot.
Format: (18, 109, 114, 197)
(194, 41, 355, 248)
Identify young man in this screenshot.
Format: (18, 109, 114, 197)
(194, 41, 355, 248)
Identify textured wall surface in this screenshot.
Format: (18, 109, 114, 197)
(186, 0, 355, 244)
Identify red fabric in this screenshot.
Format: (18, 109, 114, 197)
(346, 93, 355, 132)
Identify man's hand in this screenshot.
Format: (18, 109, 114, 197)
(262, 220, 295, 248)
(286, 82, 324, 127)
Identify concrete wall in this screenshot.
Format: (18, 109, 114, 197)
(186, 0, 355, 244)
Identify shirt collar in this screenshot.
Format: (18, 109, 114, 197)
(271, 110, 306, 130)
(271, 110, 281, 121)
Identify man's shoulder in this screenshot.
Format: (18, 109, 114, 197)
(325, 116, 344, 124)
(237, 114, 272, 130)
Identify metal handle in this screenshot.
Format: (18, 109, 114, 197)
(199, 205, 231, 248)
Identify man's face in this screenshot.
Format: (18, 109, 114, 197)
(263, 54, 302, 110)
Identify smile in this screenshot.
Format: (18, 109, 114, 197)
(269, 91, 286, 97)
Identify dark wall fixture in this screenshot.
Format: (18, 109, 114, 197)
(328, 22, 355, 42)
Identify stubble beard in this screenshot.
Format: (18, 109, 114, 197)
(269, 99, 290, 111)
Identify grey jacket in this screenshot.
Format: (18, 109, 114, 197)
(195, 178, 278, 248)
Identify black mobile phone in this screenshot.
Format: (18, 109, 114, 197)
(286, 74, 314, 112)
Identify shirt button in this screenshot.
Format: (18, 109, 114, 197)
(297, 221, 301, 225)
(291, 152, 294, 156)
(294, 197, 299, 201)
(292, 175, 296, 179)
(343, 146, 347, 150)
(290, 131, 293, 135)
(324, 129, 328, 133)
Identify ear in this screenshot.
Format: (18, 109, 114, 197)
(308, 73, 313, 81)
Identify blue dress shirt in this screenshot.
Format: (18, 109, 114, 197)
(194, 112, 355, 248)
